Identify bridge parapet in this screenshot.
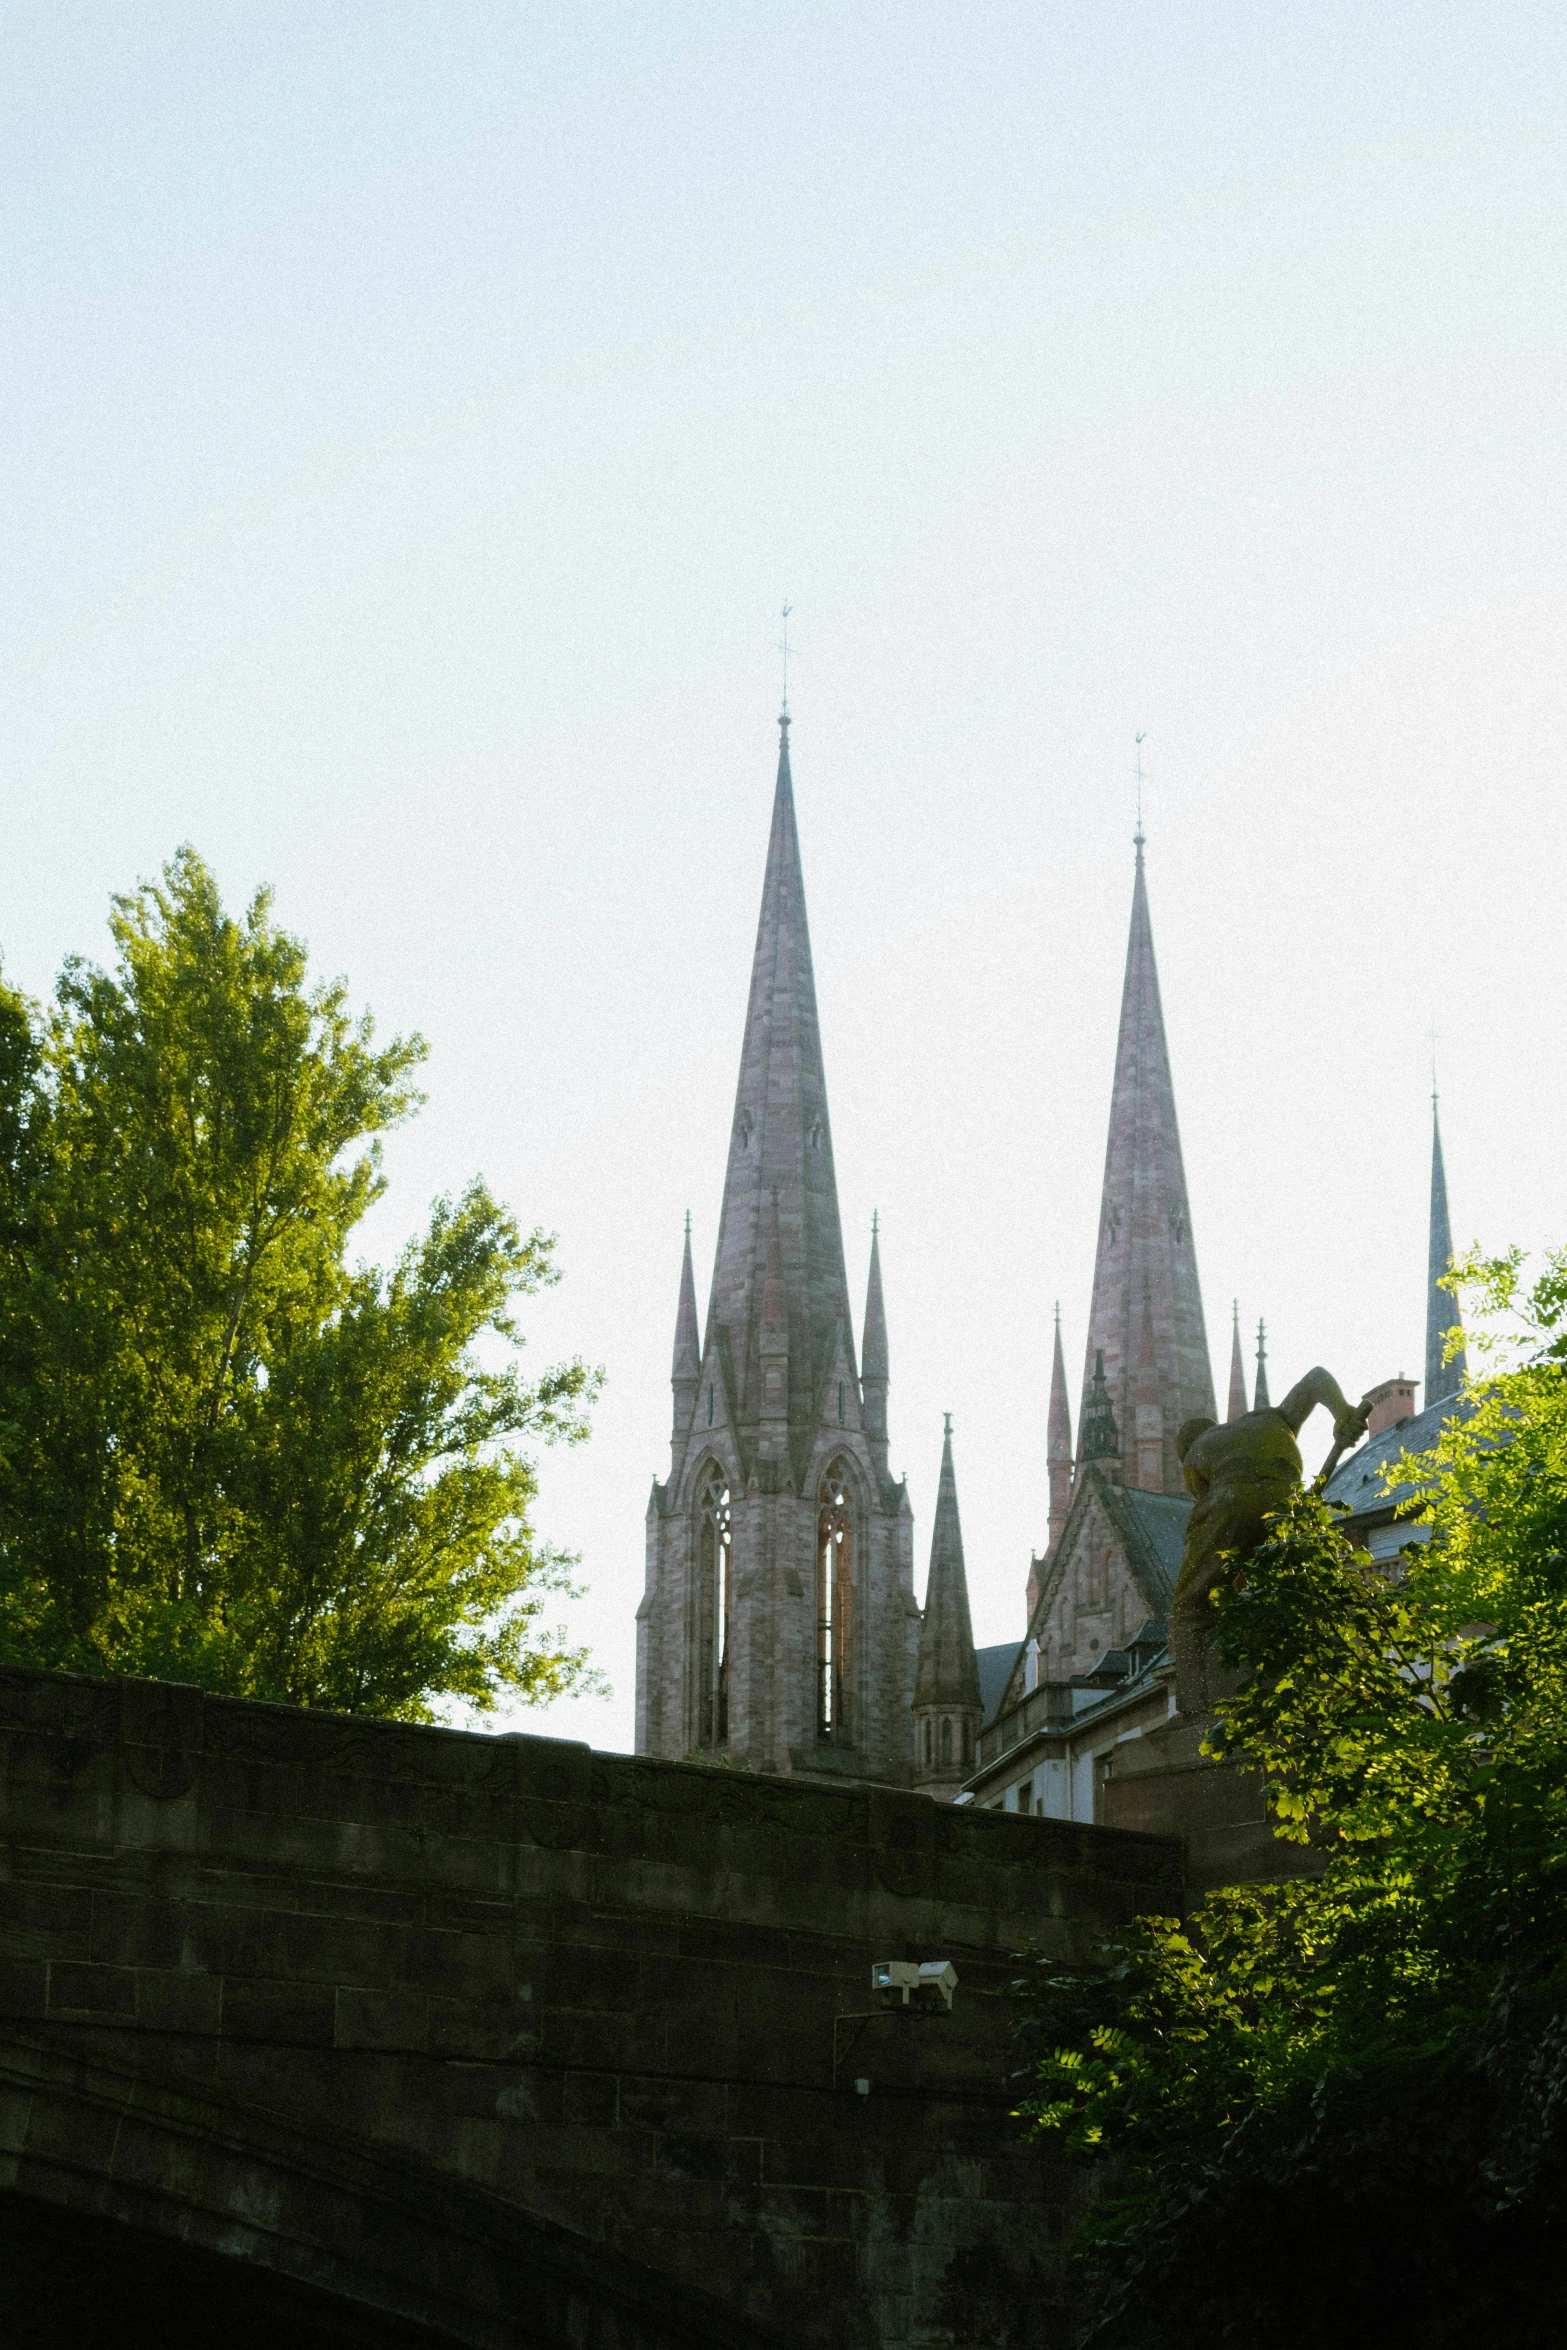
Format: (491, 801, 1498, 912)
(0, 1667, 1182, 2348)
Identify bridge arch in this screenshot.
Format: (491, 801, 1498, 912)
(0, 2033, 763, 2350)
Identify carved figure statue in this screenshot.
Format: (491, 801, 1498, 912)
(1171, 1370, 1372, 1713)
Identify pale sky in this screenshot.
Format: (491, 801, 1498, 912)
(5, 4, 1564, 1752)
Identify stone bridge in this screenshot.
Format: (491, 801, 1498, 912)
(0, 1667, 1182, 2347)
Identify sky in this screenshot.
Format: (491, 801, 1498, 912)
(4, 2, 1564, 1753)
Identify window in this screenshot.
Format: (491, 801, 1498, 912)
(1024, 1638, 1039, 1695)
(706, 1385, 714, 1426)
(922, 1719, 932, 1769)
(962, 1719, 973, 1766)
(696, 1468, 732, 1746)
(940, 1717, 953, 1768)
(837, 1379, 845, 1426)
(817, 1462, 856, 1740)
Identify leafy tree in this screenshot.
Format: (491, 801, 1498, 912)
(0, 848, 601, 1719)
(1013, 1251, 1567, 2348)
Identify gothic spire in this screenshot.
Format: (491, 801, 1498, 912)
(1227, 1301, 1248, 1421)
(705, 714, 855, 1453)
(1046, 1303, 1072, 1553)
(1079, 1349, 1121, 1469)
(1427, 1096, 1468, 1405)
(1254, 1317, 1271, 1410)
(1080, 837, 1215, 1492)
(670, 1212, 700, 1451)
(862, 1212, 890, 1475)
(914, 1416, 982, 1715)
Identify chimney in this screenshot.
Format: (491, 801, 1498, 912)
(1365, 1376, 1417, 1439)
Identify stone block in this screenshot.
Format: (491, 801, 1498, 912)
(47, 1961, 137, 2015)
(220, 1974, 336, 2046)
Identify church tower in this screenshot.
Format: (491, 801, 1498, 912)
(635, 715, 919, 1780)
(1078, 833, 1216, 1492)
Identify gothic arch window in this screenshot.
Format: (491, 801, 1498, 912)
(696, 1465, 732, 1747)
(817, 1459, 857, 1742)
(962, 1719, 974, 1767)
(922, 1719, 933, 1770)
(940, 1717, 953, 1769)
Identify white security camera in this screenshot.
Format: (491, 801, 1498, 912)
(871, 1959, 958, 2011)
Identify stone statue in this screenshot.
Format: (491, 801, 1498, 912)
(1171, 1370, 1372, 1713)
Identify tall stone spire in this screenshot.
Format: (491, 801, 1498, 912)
(1227, 1302, 1247, 1422)
(1426, 1097, 1467, 1405)
(670, 1212, 700, 1460)
(637, 712, 918, 1782)
(1254, 1318, 1271, 1410)
(704, 711, 856, 1461)
(912, 1416, 983, 1800)
(1080, 837, 1215, 1491)
(862, 1213, 890, 1477)
(1046, 1303, 1073, 1553)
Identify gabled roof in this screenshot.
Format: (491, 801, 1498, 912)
(975, 1641, 1022, 1727)
(997, 1463, 1192, 1718)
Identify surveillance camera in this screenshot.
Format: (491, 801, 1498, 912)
(871, 1959, 958, 2011)
(916, 1960, 957, 2011)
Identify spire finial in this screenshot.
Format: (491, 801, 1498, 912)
(943, 1411, 953, 1438)
(1054, 1298, 1061, 1331)
(684, 1208, 692, 1240)
(1133, 731, 1148, 859)
(872, 1208, 879, 1237)
(778, 602, 793, 727)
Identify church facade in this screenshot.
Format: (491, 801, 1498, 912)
(634, 712, 1468, 1809)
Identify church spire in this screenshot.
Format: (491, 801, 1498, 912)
(1080, 837, 1215, 1492)
(1426, 1096, 1467, 1405)
(669, 1212, 699, 1455)
(1227, 1301, 1248, 1421)
(1254, 1317, 1271, 1410)
(704, 711, 855, 1467)
(913, 1416, 982, 1797)
(862, 1212, 890, 1475)
(1046, 1303, 1072, 1553)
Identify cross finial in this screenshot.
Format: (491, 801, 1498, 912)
(1428, 1024, 1440, 1107)
(1133, 732, 1148, 855)
(871, 1208, 879, 1237)
(684, 1208, 691, 1240)
(778, 603, 793, 723)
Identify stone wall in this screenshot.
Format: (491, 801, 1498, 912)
(0, 1666, 1183, 2348)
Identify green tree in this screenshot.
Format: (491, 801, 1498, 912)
(0, 848, 601, 1719)
(1013, 1251, 1567, 2348)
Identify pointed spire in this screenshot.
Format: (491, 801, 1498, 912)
(1133, 1288, 1164, 1490)
(862, 1212, 890, 1475)
(1046, 1303, 1072, 1552)
(1427, 1096, 1467, 1405)
(1078, 1349, 1121, 1470)
(705, 716, 855, 1456)
(670, 1213, 700, 1450)
(914, 1417, 982, 1716)
(1254, 1318, 1271, 1411)
(1227, 1301, 1248, 1421)
(1080, 839, 1215, 1494)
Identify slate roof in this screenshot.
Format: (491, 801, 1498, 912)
(1324, 1396, 1472, 1519)
(975, 1641, 1022, 1727)
(1105, 1485, 1191, 1604)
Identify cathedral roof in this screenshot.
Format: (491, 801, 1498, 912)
(1080, 839, 1215, 1492)
(703, 715, 856, 1445)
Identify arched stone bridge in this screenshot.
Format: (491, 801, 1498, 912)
(0, 1667, 1181, 2347)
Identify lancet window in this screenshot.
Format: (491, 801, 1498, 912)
(816, 1462, 856, 1742)
(696, 1467, 732, 1747)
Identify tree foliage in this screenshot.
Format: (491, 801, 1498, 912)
(0, 849, 601, 1719)
(1013, 1252, 1567, 2348)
